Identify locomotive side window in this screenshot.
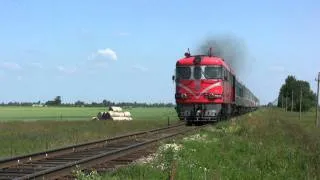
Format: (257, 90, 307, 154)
(204, 66, 222, 79)
(230, 73, 234, 85)
(223, 68, 229, 81)
(176, 67, 191, 80)
(194, 66, 202, 80)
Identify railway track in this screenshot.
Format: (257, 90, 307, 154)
(0, 122, 203, 180)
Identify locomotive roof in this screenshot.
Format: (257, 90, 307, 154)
(176, 55, 235, 75)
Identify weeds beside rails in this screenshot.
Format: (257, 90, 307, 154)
(75, 108, 320, 180)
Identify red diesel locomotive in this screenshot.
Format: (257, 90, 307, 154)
(173, 50, 259, 124)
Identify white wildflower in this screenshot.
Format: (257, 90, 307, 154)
(134, 153, 157, 165)
(159, 143, 183, 152)
(182, 134, 208, 142)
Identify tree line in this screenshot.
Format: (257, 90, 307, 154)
(277, 75, 317, 112)
(0, 96, 175, 108)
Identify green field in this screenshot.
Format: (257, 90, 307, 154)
(0, 107, 179, 159)
(95, 108, 320, 180)
(0, 106, 177, 121)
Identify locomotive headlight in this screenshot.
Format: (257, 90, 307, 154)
(175, 93, 188, 99)
(181, 93, 188, 99)
(208, 93, 215, 99)
(207, 93, 222, 99)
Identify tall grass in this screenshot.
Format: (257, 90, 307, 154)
(99, 108, 320, 179)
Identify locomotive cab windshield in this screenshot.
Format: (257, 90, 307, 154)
(176, 66, 191, 80)
(175, 65, 222, 80)
(204, 66, 222, 79)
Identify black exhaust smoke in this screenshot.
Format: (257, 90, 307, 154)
(196, 34, 249, 78)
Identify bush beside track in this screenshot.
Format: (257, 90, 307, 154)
(94, 108, 320, 179)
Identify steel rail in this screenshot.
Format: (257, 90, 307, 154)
(0, 122, 185, 169)
(16, 128, 190, 180)
(0, 124, 200, 180)
(15, 127, 196, 180)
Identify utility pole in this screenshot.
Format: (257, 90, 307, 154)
(316, 72, 320, 127)
(291, 90, 294, 112)
(299, 85, 302, 121)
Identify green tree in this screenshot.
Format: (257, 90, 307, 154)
(45, 96, 62, 106)
(75, 100, 85, 107)
(277, 75, 316, 112)
(54, 96, 62, 105)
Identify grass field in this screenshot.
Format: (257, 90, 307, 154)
(0, 107, 179, 158)
(92, 108, 320, 180)
(0, 106, 177, 121)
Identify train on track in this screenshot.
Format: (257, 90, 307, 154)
(173, 49, 259, 124)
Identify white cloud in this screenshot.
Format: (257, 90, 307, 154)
(117, 32, 130, 36)
(0, 62, 22, 70)
(97, 48, 117, 60)
(89, 48, 117, 61)
(30, 62, 44, 69)
(133, 64, 148, 72)
(17, 76, 23, 81)
(269, 65, 285, 72)
(57, 66, 77, 74)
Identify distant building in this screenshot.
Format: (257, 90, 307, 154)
(32, 104, 44, 107)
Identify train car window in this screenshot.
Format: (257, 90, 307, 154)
(236, 81, 243, 97)
(238, 82, 244, 97)
(176, 67, 191, 79)
(194, 66, 202, 79)
(230, 73, 233, 84)
(232, 75, 234, 84)
(204, 66, 222, 79)
(224, 69, 229, 81)
(225, 69, 230, 81)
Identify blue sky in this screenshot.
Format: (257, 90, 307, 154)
(0, 0, 319, 104)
